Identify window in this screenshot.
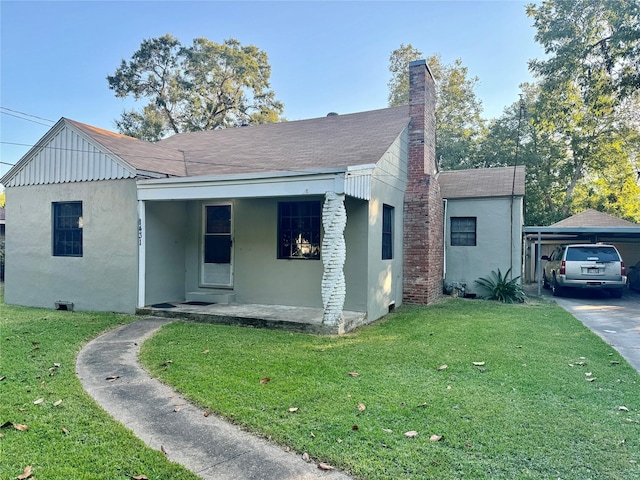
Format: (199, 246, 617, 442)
(278, 201, 321, 259)
(53, 202, 83, 256)
(451, 217, 476, 246)
(382, 204, 394, 259)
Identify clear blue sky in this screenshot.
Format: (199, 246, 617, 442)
(0, 0, 544, 179)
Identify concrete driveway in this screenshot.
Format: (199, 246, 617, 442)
(537, 286, 640, 373)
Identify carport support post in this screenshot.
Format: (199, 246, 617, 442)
(321, 192, 346, 326)
(537, 230, 542, 296)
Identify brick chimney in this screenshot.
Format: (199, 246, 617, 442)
(403, 59, 444, 304)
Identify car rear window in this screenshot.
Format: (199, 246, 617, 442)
(565, 246, 620, 262)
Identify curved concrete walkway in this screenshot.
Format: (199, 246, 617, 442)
(76, 317, 351, 480)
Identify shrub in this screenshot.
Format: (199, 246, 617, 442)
(475, 267, 526, 303)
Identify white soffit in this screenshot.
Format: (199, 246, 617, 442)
(3, 120, 136, 187)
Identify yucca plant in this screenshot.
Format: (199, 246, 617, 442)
(475, 267, 526, 303)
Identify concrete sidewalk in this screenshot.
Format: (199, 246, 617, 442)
(76, 317, 351, 480)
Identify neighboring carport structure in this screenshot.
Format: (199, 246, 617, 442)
(524, 209, 640, 295)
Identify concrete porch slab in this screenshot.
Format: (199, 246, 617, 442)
(136, 303, 368, 335)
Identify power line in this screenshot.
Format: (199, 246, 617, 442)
(0, 107, 55, 123)
(1, 110, 54, 127)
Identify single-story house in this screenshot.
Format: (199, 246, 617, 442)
(1, 60, 524, 332)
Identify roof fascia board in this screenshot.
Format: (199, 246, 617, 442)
(137, 171, 347, 201)
(523, 226, 640, 234)
(138, 167, 348, 186)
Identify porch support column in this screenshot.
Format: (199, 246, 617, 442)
(137, 200, 146, 309)
(321, 191, 347, 326)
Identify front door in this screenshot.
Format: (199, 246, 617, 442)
(201, 204, 233, 287)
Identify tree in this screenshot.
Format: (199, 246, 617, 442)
(527, 0, 640, 100)
(521, 0, 640, 222)
(387, 45, 486, 169)
(107, 35, 284, 141)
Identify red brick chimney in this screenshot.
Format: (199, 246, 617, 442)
(403, 59, 444, 304)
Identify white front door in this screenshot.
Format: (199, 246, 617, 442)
(201, 204, 233, 287)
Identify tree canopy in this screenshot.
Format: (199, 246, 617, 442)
(387, 0, 639, 225)
(387, 45, 486, 170)
(107, 35, 284, 141)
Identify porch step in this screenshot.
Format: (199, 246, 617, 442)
(185, 291, 236, 305)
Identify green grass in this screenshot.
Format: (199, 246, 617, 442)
(0, 300, 200, 480)
(140, 299, 640, 480)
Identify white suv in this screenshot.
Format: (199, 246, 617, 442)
(542, 244, 626, 298)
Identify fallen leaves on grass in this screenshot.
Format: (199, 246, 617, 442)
(437, 364, 448, 371)
(260, 377, 271, 385)
(14, 424, 28, 431)
(131, 475, 148, 480)
(53, 399, 63, 407)
(618, 406, 629, 412)
(202, 349, 209, 355)
(586, 377, 596, 382)
(33, 398, 44, 405)
(302, 452, 310, 462)
(404, 431, 419, 438)
(204, 410, 211, 417)
(473, 361, 485, 366)
(17, 465, 33, 479)
(61, 427, 69, 435)
(348, 372, 360, 377)
(161, 445, 167, 456)
(357, 403, 366, 411)
(288, 407, 299, 413)
(430, 434, 443, 442)
(352, 425, 359, 431)
(318, 463, 335, 471)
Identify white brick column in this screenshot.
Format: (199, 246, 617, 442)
(321, 192, 346, 325)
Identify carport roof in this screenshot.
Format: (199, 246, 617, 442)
(523, 210, 640, 242)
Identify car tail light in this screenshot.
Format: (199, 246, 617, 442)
(560, 261, 566, 275)
(621, 262, 626, 276)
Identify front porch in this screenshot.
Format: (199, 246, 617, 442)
(136, 302, 368, 335)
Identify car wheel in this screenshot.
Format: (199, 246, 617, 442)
(542, 273, 550, 289)
(610, 289, 623, 298)
(552, 277, 564, 297)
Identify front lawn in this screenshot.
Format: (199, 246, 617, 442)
(141, 299, 640, 480)
(0, 301, 200, 480)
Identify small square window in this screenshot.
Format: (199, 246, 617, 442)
(278, 201, 321, 259)
(382, 204, 394, 260)
(451, 217, 476, 246)
(53, 202, 83, 256)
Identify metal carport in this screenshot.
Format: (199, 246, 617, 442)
(524, 224, 640, 295)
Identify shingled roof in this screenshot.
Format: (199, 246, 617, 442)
(438, 165, 525, 199)
(552, 209, 638, 227)
(66, 119, 187, 177)
(69, 107, 410, 179)
(158, 106, 410, 177)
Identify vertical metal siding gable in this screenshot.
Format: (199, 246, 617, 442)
(7, 123, 136, 186)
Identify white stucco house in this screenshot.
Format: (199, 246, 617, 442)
(1, 60, 524, 333)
